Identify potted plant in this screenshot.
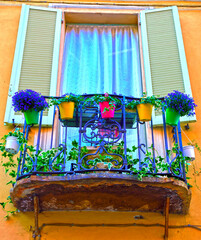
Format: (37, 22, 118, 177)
(50, 94, 83, 120)
(135, 93, 162, 122)
(85, 93, 121, 119)
(88, 155, 114, 170)
(125, 100, 138, 113)
(183, 145, 195, 161)
(0, 129, 27, 155)
(12, 89, 48, 125)
(164, 90, 197, 126)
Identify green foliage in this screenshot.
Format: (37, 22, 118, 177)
(125, 92, 162, 111)
(1, 195, 17, 219)
(0, 195, 17, 219)
(140, 92, 161, 106)
(128, 144, 190, 181)
(67, 140, 89, 164)
(1, 130, 26, 143)
(0, 129, 26, 189)
(4, 210, 17, 219)
(88, 155, 114, 170)
(188, 140, 201, 153)
(50, 93, 163, 115)
(0, 135, 66, 218)
(0, 129, 27, 153)
(0, 134, 192, 219)
(84, 93, 121, 113)
(125, 100, 138, 111)
(24, 145, 65, 172)
(168, 143, 190, 176)
(183, 140, 201, 191)
(0, 202, 7, 209)
(88, 141, 138, 170)
(105, 141, 125, 155)
(50, 94, 84, 107)
(0, 140, 19, 218)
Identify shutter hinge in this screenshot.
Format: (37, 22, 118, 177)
(8, 85, 13, 97)
(138, 13, 141, 25)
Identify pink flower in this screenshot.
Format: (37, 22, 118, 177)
(104, 92, 109, 97)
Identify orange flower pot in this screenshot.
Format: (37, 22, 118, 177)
(137, 103, 153, 122)
(59, 102, 75, 120)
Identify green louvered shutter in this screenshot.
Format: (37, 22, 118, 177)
(4, 5, 61, 125)
(141, 6, 195, 125)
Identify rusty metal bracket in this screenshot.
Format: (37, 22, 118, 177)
(32, 195, 41, 240)
(164, 197, 170, 240)
(30, 195, 171, 239)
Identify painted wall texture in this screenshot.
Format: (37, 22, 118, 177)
(1, 2, 201, 240)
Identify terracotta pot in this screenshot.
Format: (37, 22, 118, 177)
(5, 136, 20, 155)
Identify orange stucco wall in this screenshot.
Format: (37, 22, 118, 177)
(1, 3, 201, 240)
(0, 4, 21, 210)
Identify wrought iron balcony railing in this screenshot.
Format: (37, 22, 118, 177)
(16, 94, 187, 183)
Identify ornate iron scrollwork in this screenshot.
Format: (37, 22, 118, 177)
(82, 118, 122, 145)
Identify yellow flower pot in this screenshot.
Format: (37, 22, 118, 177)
(59, 102, 75, 120)
(137, 103, 153, 122)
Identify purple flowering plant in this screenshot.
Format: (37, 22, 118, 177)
(164, 90, 197, 117)
(12, 89, 48, 112)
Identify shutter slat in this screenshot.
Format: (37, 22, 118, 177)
(144, 9, 185, 96)
(141, 7, 195, 125)
(17, 8, 58, 117)
(18, 9, 57, 97)
(4, 5, 61, 125)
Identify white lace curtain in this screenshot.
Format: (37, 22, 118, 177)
(60, 24, 143, 152)
(61, 24, 142, 96)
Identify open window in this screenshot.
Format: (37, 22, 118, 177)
(4, 5, 195, 127)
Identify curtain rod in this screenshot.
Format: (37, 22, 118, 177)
(49, 3, 153, 10)
(66, 23, 138, 26)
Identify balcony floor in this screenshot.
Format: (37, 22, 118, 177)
(10, 173, 191, 214)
